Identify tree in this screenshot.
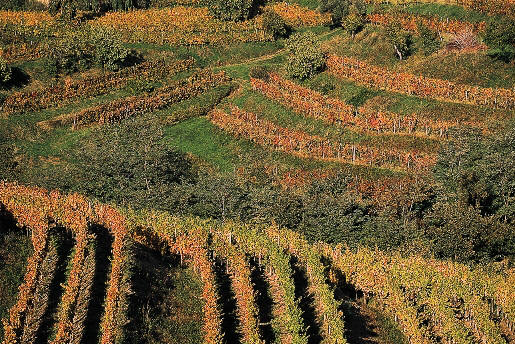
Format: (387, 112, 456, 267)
(0, 58, 12, 86)
(341, 4, 365, 37)
(204, 0, 257, 22)
(44, 30, 93, 77)
(319, 0, 350, 27)
(72, 117, 194, 210)
(417, 21, 440, 56)
(285, 32, 325, 80)
(262, 9, 288, 40)
(386, 22, 413, 60)
(434, 124, 515, 223)
(484, 18, 515, 62)
(91, 28, 132, 71)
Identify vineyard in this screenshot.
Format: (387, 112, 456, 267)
(0, 183, 514, 344)
(1, 1, 514, 343)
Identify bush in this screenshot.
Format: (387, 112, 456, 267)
(0, 58, 12, 86)
(386, 22, 413, 60)
(0, 0, 45, 10)
(342, 5, 365, 37)
(91, 28, 132, 71)
(204, 0, 256, 22)
(249, 66, 270, 81)
(286, 32, 325, 80)
(262, 9, 288, 40)
(73, 117, 194, 210)
(417, 21, 441, 55)
(484, 19, 515, 62)
(320, 0, 350, 27)
(44, 31, 93, 77)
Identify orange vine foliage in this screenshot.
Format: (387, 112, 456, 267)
(209, 106, 436, 170)
(127, 213, 224, 344)
(251, 74, 456, 137)
(51, 194, 93, 344)
(363, 0, 515, 17)
(2, 59, 194, 116)
(96, 204, 132, 344)
(0, 11, 54, 26)
(327, 55, 515, 110)
(0, 183, 131, 344)
(90, 7, 271, 46)
(70, 69, 230, 128)
(0, 183, 52, 344)
(265, 2, 331, 27)
(367, 13, 486, 34)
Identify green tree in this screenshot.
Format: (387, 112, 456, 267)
(417, 21, 440, 56)
(484, 18, 515, 62)
(262, 9, 288, 40)
(44, 30, 93, 76)
(0, 57, 12, 86)
(204, 0, 256, 22)
(319, 0, 350, 27)
(72, 117, 194, 210)
(386, 22, 413, 60)
(286, 32, 325, 80)
(341, 4, 365, 37)
(91, 28, 132, 71)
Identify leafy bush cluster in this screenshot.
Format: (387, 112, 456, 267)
(262, 8, 288, 40)
(204, 0, 257, 22)
(44, 28, 136, 77)
(385, 22, 413, 60)
(0, 0, 45, 11)
(320, 0, 366, 33)
(0, 58, 12, 86)
(484, 18, 515, 62)
(286, 32, 325, 80)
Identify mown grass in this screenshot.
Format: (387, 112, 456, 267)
(324, 25, 515, 89)
(230, 87, 442, 153)
(304, 72, 513, 127)
(126, 40, 285, 69)
(163, 115, 395, 179)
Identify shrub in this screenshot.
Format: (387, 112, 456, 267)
(417, 21, 441, 55)
(262, 9, 288, 40)
(446, 30, 480, 51)
(0, 58, 12, 86)
(320, 0, 350, 27)
(386, 22, 413, 60)
(44, 31, 93, 76)
(91, 28, 132, 71)
(342, 5, 365, 37)
(484, 19, 515, 62)
(205, 0, 256, 22)
(286, 32, 325, 80)
(249, 66, 270, 81)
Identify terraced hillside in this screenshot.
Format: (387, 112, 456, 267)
(1, 0, 514, 342)
(1, 182, 514, 344)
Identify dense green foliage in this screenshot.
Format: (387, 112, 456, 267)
(341, 4, 365, 37)
(385, 22, 413, 60)
(70, 118, 194, 210)
(262, 8, 288, 40)
(484, 18, 515, 62)
(417, 21, 441, 56)
(285, 32, 325, 80)
(0, 58, 12, 86)
(204, 0, 257, 21)
(43, 28, 134, 76)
